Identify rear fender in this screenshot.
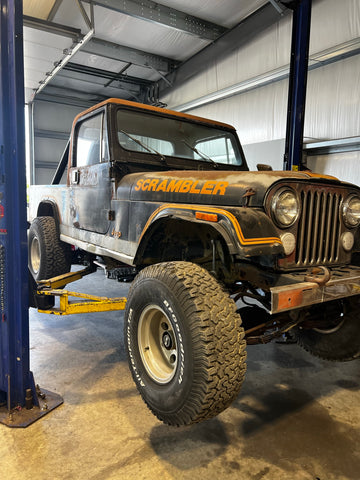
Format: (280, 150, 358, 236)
(36, 201, 61, 230)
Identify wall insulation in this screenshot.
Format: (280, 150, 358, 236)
(161, 0, 360, 174)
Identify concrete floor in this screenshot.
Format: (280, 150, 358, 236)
(1, 268, 359, 480)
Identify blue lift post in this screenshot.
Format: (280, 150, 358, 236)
(283, 0, 312, 171)
(0, 0, 62, 427)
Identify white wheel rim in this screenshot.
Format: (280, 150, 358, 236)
(138, 305, 178, 384)
(30, 237, 41, 274)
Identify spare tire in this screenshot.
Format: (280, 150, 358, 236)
(294, 297, 360, 362)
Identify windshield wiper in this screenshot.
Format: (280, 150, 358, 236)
(182, 140, 218, 168)
(119, 130, 168, 165)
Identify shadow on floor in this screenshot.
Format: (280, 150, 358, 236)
(148, 343, 360, 478)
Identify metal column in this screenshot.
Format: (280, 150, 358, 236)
(283, 0, 312, 171)
(0, 0, 62, 427)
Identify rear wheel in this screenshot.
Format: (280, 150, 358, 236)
(294, 298, 360, 361)
(125, 261, 247, 426)
(28, 216, 71, 281)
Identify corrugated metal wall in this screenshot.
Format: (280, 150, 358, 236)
(161, 0, 360, 176)
(30, 0, 360, 182)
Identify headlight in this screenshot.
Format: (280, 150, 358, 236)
(271, 188, 300, 227)
(342, 195, 360, 228)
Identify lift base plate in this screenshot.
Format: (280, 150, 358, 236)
(0, 389, 63, 428)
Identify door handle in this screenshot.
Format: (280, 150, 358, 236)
(71, 170, 80, 184)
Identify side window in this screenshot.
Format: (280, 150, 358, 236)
(75, 114, 102, 167)
(102, 115, 110, 162)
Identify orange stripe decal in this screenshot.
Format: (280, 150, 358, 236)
(304, 172, 338, 181)
(139, 204, 281, 247)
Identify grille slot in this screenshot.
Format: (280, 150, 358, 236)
(296, 190, 342, 266)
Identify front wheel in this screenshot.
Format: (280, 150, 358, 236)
(294, 298, 360, 361)
(124, 261, 247, 426)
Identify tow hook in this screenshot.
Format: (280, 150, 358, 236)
(305, 266, 331, 286)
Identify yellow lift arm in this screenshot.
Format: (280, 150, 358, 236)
(36, 268, 127, 315)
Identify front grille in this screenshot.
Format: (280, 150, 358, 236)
(295, 189, 343, 266)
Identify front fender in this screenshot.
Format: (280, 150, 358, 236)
(227, 206, 283, 258)
(135, 204, 283, 262)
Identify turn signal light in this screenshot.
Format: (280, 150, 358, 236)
(195, 212, 218, 222)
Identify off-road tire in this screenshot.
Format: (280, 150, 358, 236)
(28, 216, 71, 281)
(294, 297, 360, 362)
(125, 261, 247, 426)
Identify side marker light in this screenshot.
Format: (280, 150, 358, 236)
(195, 212, 218, 222)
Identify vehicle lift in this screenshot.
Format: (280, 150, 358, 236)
(0, 0, 126, 428)
(1, 261, 127, 428)
(0, 0, 311, 427)
(32, 267, 126, 316)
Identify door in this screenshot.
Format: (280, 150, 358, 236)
(69, 111, 111, 234)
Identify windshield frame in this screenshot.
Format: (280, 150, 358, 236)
(111, 105, 248, 171)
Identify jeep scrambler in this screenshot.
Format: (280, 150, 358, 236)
(29, 98, 360, 426)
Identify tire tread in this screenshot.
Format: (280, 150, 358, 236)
(126, 261, 246, 426)
(294, 299, 360, 362)
(29, 216, 71, 280)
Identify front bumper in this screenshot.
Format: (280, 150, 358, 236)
(271, 265, 360, 314)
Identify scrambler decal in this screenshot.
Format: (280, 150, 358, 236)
(134, 178, 229, 195)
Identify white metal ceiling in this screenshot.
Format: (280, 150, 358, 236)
(22, 0, 271, 104)
(159, 0, 269, 27)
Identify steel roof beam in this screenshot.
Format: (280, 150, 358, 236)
(47, 0, 64, 21)
(104, 62, 132, 88)
(83, 37, 178, 74)
(23, 17, 178, 74)
(34, 87, 107, 108)
(35, 161, 63, 169)
(34, 129, 69, 140)
(23, 15, 82, 39)
(268, 0, 287, 15)
(75, 0, 93, 30)
(82, 0, 227, 40)
(304, 137, 360, 156)
(158, 3, 291, 98)
(34, 96, 97, 108)
(51, 65, 147, 101)
(62, 62, 153, 87)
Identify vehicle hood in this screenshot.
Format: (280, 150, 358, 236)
(117, 170, 341, 207)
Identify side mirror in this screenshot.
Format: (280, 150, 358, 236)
(257, 164, 273, 171)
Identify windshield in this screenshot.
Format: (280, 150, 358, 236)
(116, 109, 244, 166)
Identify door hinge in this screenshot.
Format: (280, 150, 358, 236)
(108, 210, 115, 221)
